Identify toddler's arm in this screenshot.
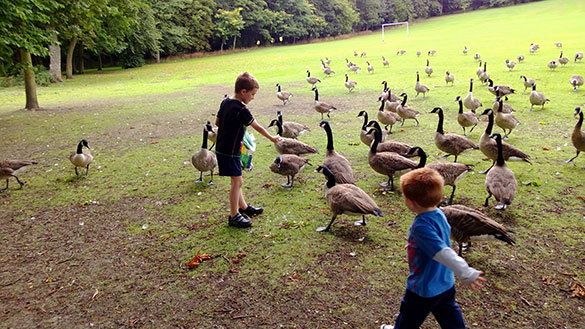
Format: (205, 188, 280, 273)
(433, 248, 486, 290)
(250, 120, 280, 143)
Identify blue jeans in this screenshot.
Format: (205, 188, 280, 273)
(394, 286, 465, 329)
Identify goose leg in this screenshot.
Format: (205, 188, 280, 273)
(209, 143, 215, 151)
(565, 151, 580, 163)
(327, 113, 331, 119)
(414, 118, 419, 126)
(282, 176, 291, 187)
(446, 186, 456, 205)
(75, 167, 79, 176)
(316, 215, 337, 232)
(14, 176, 24, 189)
(484, 192, 492, 207)
(529, 105, 533, 112)
(194, 172, 203, 183)
(85, 164, 90, 177)
(208, 171, 215, 185)
(389, 176, 395, 191)
(453, 155, 458, 163)
(469, 124, 477, 133)
(388, 124, 393, 134)
(462, 127, 467, 136)
(400, 119, 405, 127)
(478, 161, 495, 174)
(321, 113, 324, 120)
(354, 215, 366, 226)
(0, 179, 8, 192)
(287, 175, 295, 190)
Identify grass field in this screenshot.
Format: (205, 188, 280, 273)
(1, 0, 585, 327)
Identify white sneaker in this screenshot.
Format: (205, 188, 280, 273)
(380, 325, 394, 329)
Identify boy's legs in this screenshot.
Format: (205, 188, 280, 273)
(393, 290, 433, 329)
(230, 176, 247, 216)
(431, 287, 465, 329)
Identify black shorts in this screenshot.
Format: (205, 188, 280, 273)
(216, 152, 242, 177)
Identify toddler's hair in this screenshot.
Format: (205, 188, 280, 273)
(235, 72, 260, 93)
(400, 168, 444, 208)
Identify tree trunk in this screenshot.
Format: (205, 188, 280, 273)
(220, 42, 224, 52)
(78, 41, 84, 74)
(66, 35, 77, 79)
(20, 49, 40, 110)
(98, 54, 102, 71)
(232, 36, 237, 50)
(49, 34, 63, 83)
(156, 50, 160, 63)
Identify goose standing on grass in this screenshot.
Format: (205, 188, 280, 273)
(366, 61, 374, 74)
(312, 86, 337, 119)
(276, 111, 310, 139)
(575, 51, 583, 62)
(445, 71, 455, 85)
(397, 92, 421, 126)
(269, 155, 310, 189)
(325, 57, 331, 65)
(349, 62, 361, 73)
(357, 111, 386, 146)
(425, 59, 433, 77)
(440, 205, 515, 256)
(376, 99, 401, 134)
(306, 70, 321, 86)
(367, 128, 423, 191)
(517, 54, 525, 62)
(495, 98, 520, 139)
(455, 96, 478, 136)
(407, 147, 472, 205)
(505, 59, 516, 71)
(416, 51, 421, 57)
(485, 133, 517, 210)
(397, 50, 406, 55)
(276, 83, 292, 105)
(70, 139, 93, 177)
(529, 83, 549, 112)
(555, 42, 563, 48)
(192, 128, 217, 185)
(322, 63, 335, 77)
(430, 107, 478, 163)
(520, 75, 535, 93)
(354, 50, 358, 57)
(548, 60, 559, 71)
(479, 62, 490, 84)
(269, 119, 318, 155)
(320, 121, 355, 184)
(345, 58, 351, 68)
(205, 121, 218, 150)
(479, 108, 530, 172)
(488, 79, 515, 96)
(315, 165, 383, 232)
(559, 51, 569, 66)
(475, 60, 483, 77)
(382, 56, 389, 67)
(344, 73, 357, 93)
(463, 78, 482, 111)
(428, 50, 437, 56)
(415, 72, 429, 97)
(569, 74, 584, 92)
(0, 160, 37, 192)
(566, 107, 585, 163)
(474, 53, 481, 61)
(361, 51, 367, 57)
(366, 121, 412, 154)
(530, 43, 539, 53)
(463, 46, 468, 55)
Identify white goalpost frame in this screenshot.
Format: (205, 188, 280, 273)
(381, 21, 409, 42)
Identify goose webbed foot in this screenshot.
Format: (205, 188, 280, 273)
(317, 215, 337, 232)
(207, 181, 215, 185)
(354, 216, 366, 226)
(484, 193, 492, 207)
(194, 172, 204, 183)
(565, 153, 579, 163)
(495, 204, 507, 210)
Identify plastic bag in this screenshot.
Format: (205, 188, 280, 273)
(240, 131, 256, 171)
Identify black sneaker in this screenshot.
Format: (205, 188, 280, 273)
(228, 213, 252, 228)
(239, 204, 263, 217)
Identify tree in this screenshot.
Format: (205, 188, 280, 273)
(311, 0, 358, 36)
(354, 0, 382, 30)
(214, 7, 244, 51)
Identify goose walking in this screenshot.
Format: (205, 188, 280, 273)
(430, 107, 478, 162)
(485, 133, 517, 210)
(495, 98, 520, 139)
(463, 78, 482, 111)
(320, 121, 355, 184)
(479, 62, 489, 84)
(559, 51, 569, 66)
(415, 72, 429, 97)
(566, 107, 585, 163)
(344, 73, 357, 93)
(70, 139, 93, 177)
(377, 98, 401, 134)
(397, 93, 421, 126)
(366, 61, 374, 74)
(0, 160, 37, 192)
(276, 83, 292, 105)
(382, 56, 389, 67)
(529, 83, 549, 112)
(306, 70, 321, 86)
(445, 71, 455, 85)
(505, 59, 516, 71)
(312, 87, 337, 119)
(269, 155, 310, 189)
(575, 51, 584, 62)
(569, 75, 584, 92)
(520, 75, 535, 93)
(425, 59, 433, 77)
(357, 111, 386, 146)
(192, 128, 217, 185)
(455, 96, 478, 136)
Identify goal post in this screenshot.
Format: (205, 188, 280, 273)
(382, 21, 409, 42)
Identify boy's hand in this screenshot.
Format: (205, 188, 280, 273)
(271, 135, 281, 143)
(469, 272, 486, 292)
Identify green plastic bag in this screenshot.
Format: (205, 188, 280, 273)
(240, 130, 256, 171)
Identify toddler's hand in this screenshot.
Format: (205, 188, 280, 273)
(271, 136, 281, 143)
(469, 272, 486, 292)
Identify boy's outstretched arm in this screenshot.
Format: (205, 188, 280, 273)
(250, 120, 280, 143)
(433, 248, 486, 291)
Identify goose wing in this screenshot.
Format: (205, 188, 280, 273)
(276, 138, 318, 155)
(327, 185, 382, 216)
(324, 153, 355, 184)
(441, 205, 515, 244)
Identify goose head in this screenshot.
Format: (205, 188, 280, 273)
(429, 107, 443, 114)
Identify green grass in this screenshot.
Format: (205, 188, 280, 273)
(2, 0, 585, 327)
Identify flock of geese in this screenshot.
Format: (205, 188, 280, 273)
(3, 43, 585, 257)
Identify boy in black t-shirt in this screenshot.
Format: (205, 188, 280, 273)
(215, 72, 280, 228)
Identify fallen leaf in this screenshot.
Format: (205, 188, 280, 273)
(262, 183, 272, 188)
(576, 196, 585, 202)
(542, 276, 560, 285)
(237, 253, 247, 259)
(542, 147, 549, 151)
(185, 258, 201, 268)
(288, 272, 301, 282)
(232, 258, 240, 264)
(150, 141, 158, 144)
(91, 288, 99, 300)
(129, 126, 135, 129)
(570, 281, 585, 299)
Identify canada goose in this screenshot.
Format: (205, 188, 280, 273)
(269, 119, 318, 155)
(315, 165, 383, 232)
(205, 121, 218, 150)
(495, 98, 520, 139)
(575, 51, 584, 62)
(344, 73, 357, 93)
(361, 51, 367, 57)
(476, 60, 483, 77)
(445, 71, 455, 85)
(306, 70, 321, 86)
(380, 81, 400, 102)
(396, 50, 406, 55)
(559, 51, 569, 66)
(487, 79, 515, 96)
(529, 83, 549, 112)
(474, 53, 481, 61)
(366, 128, 423, 191)
(425, 59, 433, 77)
(366, 61, 374, 74)
(356, 111, 386, 146)
(569, 74, 584, 92)
(376, 98, 401, 133)
(517, 54, 525, 62)
(312, 87, 337, 119)
(463, 46, 468, 54)
(322, 63, 335, 77)
(479, 108, 530, 172)
(269, 155, 310, 189)
(354, 50, 358, 57)
(397, 92, 421, 126)
(407, 147, 472, 205)
(428, 50, 436, 56)
(320, 121, 355, 184)
(519, 75, 535, 93)
(440, 204, 515, 256)
(492, 91, 514, 113)
(479, 62, 489, 84)
(382, 56, 389, 67)
(0, 160, 37, 192)
(547, 60, 559, 71)
(566, 107, 585, 163)
(345, 58, 351, 68)
(366, 121, 412, 154)
(416, 51, 421, 57)
(276, 83, 293, 105)
(555, 42, 563, 48)
(505, 59, 516, 71)
(325, 57, 331, 65)
(485, 133, 517, 210)
(320, 59, 331, 70)
(463, 79, 482, 111)
(415, 71, 429, 97)
(192, 128, 217, 185)
(276, 111, 310, 139)
(455, 96, 478, 136)
(382, 94, 401, 113)
(529, 43, 539, 53)
(70, 139, 93, 176)
(349, 62, 361, 73)
(430, 107, 479, 162)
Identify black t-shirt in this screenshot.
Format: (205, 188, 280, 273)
(216, 98, 254, 155)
